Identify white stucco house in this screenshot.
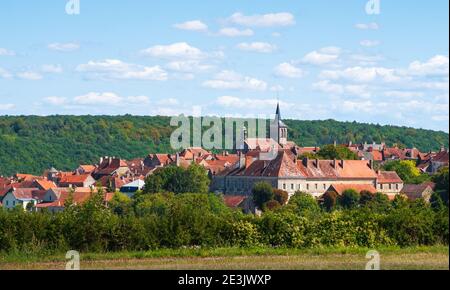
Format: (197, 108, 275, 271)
(1, 188, 40, 211)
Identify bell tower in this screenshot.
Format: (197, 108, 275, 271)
(271, 103, 288, 146)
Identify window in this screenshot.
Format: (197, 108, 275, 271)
(6, 201, 8, 206)
(315, 184, 318, 190)
(323, 184, 327, 190)
(306, 184, 310, 190)
(283, 184, 286, 190)
(389, 184, 392, 190)
(298, 184, 302, 190)
(291, 184, 294, 190)
(396, 184, 399, 190)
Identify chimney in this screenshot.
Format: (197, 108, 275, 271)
(176, 153, 181, 167)
(100, 157, 104, 164)
(245, 156, 254, 169)
(315, 159, 320, 168)
(239, 152, 246, 169)
(369, 160, 373, 169)
(340, 160, 345, 168)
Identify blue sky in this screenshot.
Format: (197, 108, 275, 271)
(0, 0, 448, 132)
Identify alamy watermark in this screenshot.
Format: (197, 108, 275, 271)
(366, 0, 381, 15)
(170, 109, 280, 161)
(66, 250, 80, 270)
(66, 0, 80, 15)
(365, 250, 381, 270)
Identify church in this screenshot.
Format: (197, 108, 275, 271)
(210, 104, 404, 199)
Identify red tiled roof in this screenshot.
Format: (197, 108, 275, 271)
(297, 159, 378, 179)
(432, 150, 449, 163)
(35, 179, 57, 191)
(328, 184, 377, 195)
(371, 150, 383, 161)
(79, 165, 96, 173)
(377, 171, 403, 183)
(15, 174, 43, 182)
(401, 184, 433, 200)
(223, 195, 247, 208)
(59, 174, 92, 184)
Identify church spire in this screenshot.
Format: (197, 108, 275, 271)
(275, 102, 281, 121)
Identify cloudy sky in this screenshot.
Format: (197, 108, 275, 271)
(0, 0, 448, 132)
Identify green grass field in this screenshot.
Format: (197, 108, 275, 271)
(1, 246, 448, 270)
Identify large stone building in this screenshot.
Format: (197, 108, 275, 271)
(211, 104, 403, 199)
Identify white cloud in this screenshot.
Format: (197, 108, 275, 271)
(350, 54, 384, 65)
(407, 55, 449, 77)
(360, 40, 380, 47)
(203, 70, 268, 91)
(237, 42, 277, 53)
(17, 71, 43, 80)
(216, 96, 288, 109)
(432, 115, 449, 122)
(274, 62, 304, 78)
(228, 12, 295, 27)
(166, 60, 213, 73)
(320, 66, 401, 83)
(73, 92, 150, 106)
(157, 98, 179, 106)
(218, 27, 254, 37)
(76, 59, 168, 81)
(127, 95, 150, 104)
(302, 47, 341, 65)
(0, 67, 13, 79)
(174, 20, 208, 31)
(0, 48, 15, 56)
(355, 22, 379, 30)
(41, 64, 63, 74)
(140, 42, 205, 59)
(48, 42, 80, 52)
(384, 91, 424, 98)
(74, 92, 123, 105)
(44, 96, 68, 106)
(312, 80, 371, 98)
(0, 103, 15, 110)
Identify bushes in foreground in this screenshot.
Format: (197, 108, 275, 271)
(0, 191, 448, 254)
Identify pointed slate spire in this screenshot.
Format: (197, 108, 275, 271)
(275, 102, 281, 121)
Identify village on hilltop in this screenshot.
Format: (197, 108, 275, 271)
(1, 105, 448, 213)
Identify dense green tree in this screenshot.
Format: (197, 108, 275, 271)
(143, 164, 210, 194)
(317, 145, 358, 160)
(359, 190, 376, 205)
(322, 191, 338, 211)
(432, 167, 449, 205)
(252, 182, 274, 209)
(273, 189, 289, 205)
(382, 160, 430, 184)
(287, 191, 321, 215)
(339, 189, 360, 209)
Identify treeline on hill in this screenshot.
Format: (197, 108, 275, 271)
(0, 115, 448, 176)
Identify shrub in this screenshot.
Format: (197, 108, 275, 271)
(322, 191, 338, 211)
(339, 189, 360, 209)
(273, 189, 289, 206)
(252, 182, 274, 209)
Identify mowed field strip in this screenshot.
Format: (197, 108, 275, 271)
(1, 247, 448, 270)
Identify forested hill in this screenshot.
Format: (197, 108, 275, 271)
(0, 115, 448, 176)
